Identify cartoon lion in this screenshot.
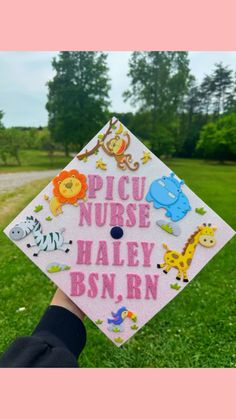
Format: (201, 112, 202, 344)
(45, 169, 87, 216)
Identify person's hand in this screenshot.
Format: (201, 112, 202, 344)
(50, 288, 85, 321)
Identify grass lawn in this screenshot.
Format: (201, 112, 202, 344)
(0, 159, 235, 367)
(0, 149, 72, 172)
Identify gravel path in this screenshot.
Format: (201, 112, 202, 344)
(0, 170, 58, 194)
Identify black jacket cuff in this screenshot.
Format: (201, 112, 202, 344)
(32, 305, 86, 359)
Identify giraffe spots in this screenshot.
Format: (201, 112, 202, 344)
(172, 254, 179, 259)
(187, 258, 192, 266)
(180, 261, 184, 268)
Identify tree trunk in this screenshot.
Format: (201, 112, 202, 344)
(14, 152, 21, 166)
(64, 142, 69, 157)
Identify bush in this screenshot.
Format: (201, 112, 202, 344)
(0, 128, 24, 165)
(196, 113, 236, 161)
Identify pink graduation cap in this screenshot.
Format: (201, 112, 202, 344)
(4, 117, 235, 346)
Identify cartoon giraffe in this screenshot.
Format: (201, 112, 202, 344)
(157, 223, 217, 282)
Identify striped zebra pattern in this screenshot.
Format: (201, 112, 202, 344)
(9, 215, 72, 257)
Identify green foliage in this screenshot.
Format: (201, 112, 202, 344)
(41, 130, 56, 164)
(0, 149, 71, 172)
(124, 52, 191, 156)
(0, 128, 25, 166)
(197, 113, 236, 160)
(211, 63, 234, 115)
(45, 216, 53, 221)
(120, 59, 236, 159)
(46, 51, 110, 155)
(0, 110, 4, 129)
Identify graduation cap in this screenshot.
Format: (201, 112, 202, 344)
(4, 117, 235, 346)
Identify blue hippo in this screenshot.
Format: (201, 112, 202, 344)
(146, 172, 191, 222)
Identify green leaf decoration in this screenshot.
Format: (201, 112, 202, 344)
(195, 207, 207, 215)
(94, 149, 99, 155)
(98, 134, 104, 139)
(114, 337, 123, 344)
(113, 327, 121, 333)
(161, 224, 173, 234)
(170, 283, 181, 291)
(111, 124, 117, 130)
(34, 205, 43, 213)
(131, 324, 139, 330)
(45, 216, 52, 221)
(47, 265, 62, 273)
(95, 319, 103, 325)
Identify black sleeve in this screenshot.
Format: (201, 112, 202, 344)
(0, 306, 86, 368)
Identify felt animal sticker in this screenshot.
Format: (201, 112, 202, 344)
(157, 223, 217, 282)
(9, 216, 72, 256)
(107, 306, 137, 332)
(77, 118, 139, 171)
(44, 169, 87, 216)
(146, 172, 191, 221)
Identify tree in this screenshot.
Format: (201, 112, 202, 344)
(46, 52, 110, 155)
(178, 78, 206, 156)
(199, 75, 214, 119)
(225, 71, 236, 113)
(178, 64, 235, 157)
(0, 110, 4, 129)
(123, 51, 191, 156)
(199, 64, 234, 118)
(211, 63, 233, 115)
(39, 128, 56, 164)
(196, 113, 236, 161)
(0, 128, 25, 166)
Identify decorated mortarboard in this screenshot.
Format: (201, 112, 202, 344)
(4, 117, 235, 346)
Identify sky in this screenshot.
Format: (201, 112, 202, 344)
(0, 51, 236, 127)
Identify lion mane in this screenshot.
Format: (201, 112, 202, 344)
(52, 169, 87, 204)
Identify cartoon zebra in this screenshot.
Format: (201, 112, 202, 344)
(9, 215, 72, 256)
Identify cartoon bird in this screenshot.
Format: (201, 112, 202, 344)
(107, 307, 137, 326)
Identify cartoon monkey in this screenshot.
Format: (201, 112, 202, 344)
(102, 131, 139, 171)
